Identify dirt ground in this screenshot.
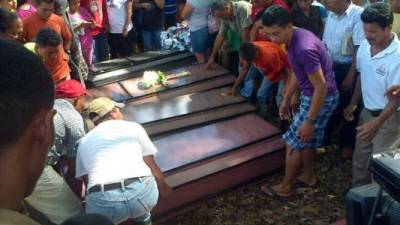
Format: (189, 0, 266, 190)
(158, 148, 353, 225)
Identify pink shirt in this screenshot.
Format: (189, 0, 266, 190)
(17, 3, 36, 19)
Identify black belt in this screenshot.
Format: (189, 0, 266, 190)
(88, 177, 139, 194)
(367, 109, 383, 117)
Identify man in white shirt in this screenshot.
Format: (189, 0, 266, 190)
(76, 97, 171, 225)
(344, 3, 400, 187)
(322, 0, 365, 157)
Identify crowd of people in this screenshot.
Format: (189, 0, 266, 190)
(0, 0, 190, 82)
(1, 0, 400, 224)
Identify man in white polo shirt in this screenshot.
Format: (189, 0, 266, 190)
(76, 97, 171, 225)
(344, 3, 400, 187)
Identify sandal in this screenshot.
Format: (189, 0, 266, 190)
(260, 184, 294, 197)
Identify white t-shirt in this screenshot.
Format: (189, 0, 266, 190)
(357, 33, 400, 110)
(106, 0, 133, 34)
(75, 120, 157, 189)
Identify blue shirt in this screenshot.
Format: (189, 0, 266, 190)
(164, 0, 176, 14)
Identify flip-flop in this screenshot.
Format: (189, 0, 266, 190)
(295, 178, 318, 188)
(260, 185, 294, 197)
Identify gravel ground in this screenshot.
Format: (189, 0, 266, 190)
(158, 149, 353, 225)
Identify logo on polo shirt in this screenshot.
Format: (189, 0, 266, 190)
(376, 64, 386, 76)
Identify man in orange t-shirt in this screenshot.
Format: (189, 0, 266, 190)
(228, 41, 290, 114)
(22, 0, 72, 82)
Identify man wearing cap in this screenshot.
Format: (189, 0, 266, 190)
(25, 79, 89, 224)
(76, 97, 171, 225)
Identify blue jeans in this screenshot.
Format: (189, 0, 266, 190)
(240, 65, 279, 104)
(85, 176, 159, 224)
(190, 27, 209, 53)
(142, 30, 162, 51)
(93, 32, 109, 62)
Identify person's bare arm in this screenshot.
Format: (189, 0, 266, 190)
(133, 0, 141, 9)
(143, 155, 172, 197)
(356, 85, 400, 141)
(249, 20, 262, 42)
(229, 59, 250, 95)
(154, 0, 164, 9)
(180, 2, 192, 20)
(241, 27, 251, 42)
(279, 71, 298, 120)
(206, 31, 225, 69)
(133, 0, 151, 10)
(386, 85, 400, 107)
(307, 69, 328, 120)
(298, 69, 328, 143)
(123, 0, 133, 37)
(282, 71, 298, 103)
(343, 76, 361, 121)
(341, 47, 359, 91)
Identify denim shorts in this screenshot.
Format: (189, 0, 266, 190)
(85, 176, 159, 224)
(190, 26, 209, 53)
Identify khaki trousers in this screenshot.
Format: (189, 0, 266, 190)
(25, 166, 82, 224)
(352, 109, 400, 187)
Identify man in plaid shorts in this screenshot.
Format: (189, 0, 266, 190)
(260, 6, 339, 197)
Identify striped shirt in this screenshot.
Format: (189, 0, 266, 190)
(164, 0, 177, 14)
(48, 99, 85, 165)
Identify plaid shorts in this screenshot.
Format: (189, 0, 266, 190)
(283, 92, 339, 151)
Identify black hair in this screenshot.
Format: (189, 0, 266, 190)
(262, 5, 292, 27)
(0, 8, 18, 34)
(361, 3, 393, 29)
(255, 8, 266, 22)
(36, 28, 62, 47)
(0, 40, 54, 150)
(17, 0, 28, 8)
(53, 0, 68, 15)
(36, 0, 55, 6)
(240, 42, 258, 62)
(211, 0, 230, 12)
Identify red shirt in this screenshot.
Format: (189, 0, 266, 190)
(80, 0, 108, 36)
(252, 0, 292, 41)
(252, 41, 290, 82)
(273, 0, 291, 13)
(23, 13, 72, 82)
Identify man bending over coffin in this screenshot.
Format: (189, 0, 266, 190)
(260, 6, 339, 197)
(76, 97, 172, 225)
